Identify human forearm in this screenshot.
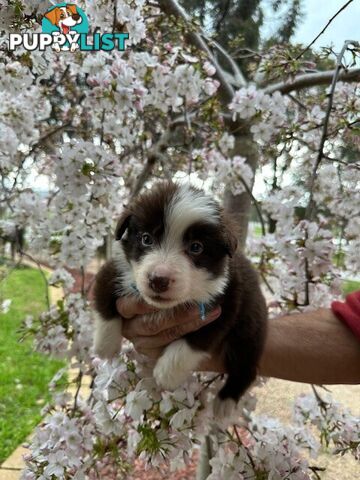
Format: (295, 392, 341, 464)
(202, 308, 360, 384)
(260, 308, 360, 384)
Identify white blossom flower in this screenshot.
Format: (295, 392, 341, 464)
(1, 299, 11, 314)
(125, 390, 152, 420)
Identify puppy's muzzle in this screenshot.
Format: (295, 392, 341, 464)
(72, 13, 81, 21)
(148, 273, 170, 293)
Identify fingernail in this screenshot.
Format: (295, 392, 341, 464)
(206, 306, 221, 321)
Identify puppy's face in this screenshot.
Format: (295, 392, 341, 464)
(117, 183, 237, 308)
(44, 5, 81, 31)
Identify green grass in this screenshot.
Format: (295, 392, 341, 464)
(0, 265, 64, 463)
(342, 279, 360, 296)
(251, 223, 263, 237)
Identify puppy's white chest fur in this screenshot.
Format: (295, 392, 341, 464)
(153, 339, 210, 390)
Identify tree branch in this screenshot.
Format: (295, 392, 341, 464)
(205, 36, 246, 88)
(263, 67, 360, 95)
(295, 0, 354, 60)
(11, 121, 72, 192)
(157, 0, 237, 103)
(305, 40, 353, 219)
(19, 250, 50, 309)
(237, 175, 266, 237)
(131, 128, 173, 198)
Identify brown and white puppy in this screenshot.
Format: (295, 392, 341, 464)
(93, 182, 267, 414)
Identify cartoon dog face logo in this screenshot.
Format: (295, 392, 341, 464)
(44, 4, 82, 35)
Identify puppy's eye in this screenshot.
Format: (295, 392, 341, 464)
(141, 233, 153, 247)
(189, 241, 203, 255)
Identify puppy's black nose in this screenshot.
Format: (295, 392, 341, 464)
(149, 274, 170, 293)
(72, 13, 80, 21)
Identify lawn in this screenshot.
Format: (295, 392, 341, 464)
(0, 264, 64, 463)
(343, 279, 360, 296)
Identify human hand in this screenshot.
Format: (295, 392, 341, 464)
(116, 296, 222, 363)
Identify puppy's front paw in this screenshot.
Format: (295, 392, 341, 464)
(153, 339, 210, 391)
(93, 317, 122, 359)
(94, 338, 122, 359)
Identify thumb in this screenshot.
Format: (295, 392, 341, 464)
(117, 296, 156, 319)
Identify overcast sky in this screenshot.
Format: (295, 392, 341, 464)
(263, 0, 359, 52)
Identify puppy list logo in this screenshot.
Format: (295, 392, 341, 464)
(9, 2, 129, 53)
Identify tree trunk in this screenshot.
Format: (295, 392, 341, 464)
(197, 133, 259, 480)
(224, 130, 259, 250)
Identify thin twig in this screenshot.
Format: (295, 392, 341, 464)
(237, 176, 266, 237)
(311, 384, 329, 413)
(157, 0, 236, 103)
(11, 122, 71, 192)
(112, 0, 117, 33)
(100, 109, 106, 145)
(295, 1, 354, 60)
(19, 250, 50, 309)
(72, 370, 84, 415)
(287, 93, 307, 110)
(205, 36, 246, 88)
(85, 275, 96, 297)
(261, 272, 275, 295)
(304, 230, 311, 306)
(305, 40, 354, 220)
(27, 122, 72, 159)
(233, 425, 256, 469)
(80, 266, 85, 298)
(131, 127, 174, 198)
(214, 0, 231, 33)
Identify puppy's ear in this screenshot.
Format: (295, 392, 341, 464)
(222, 213, 239, 257)
(67, 4, 78, 15)
(115, 211, 132, 240)
(224, 230, 238, 257)
(44, 7, 59, 25)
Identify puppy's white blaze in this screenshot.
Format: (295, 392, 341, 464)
(132, 249, 190, 305)
(93, 315, 122, 359)
(153, 339, 210, 390)
(165, 184, 219, 250)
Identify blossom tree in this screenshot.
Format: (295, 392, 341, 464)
(0, 0, 359, 478)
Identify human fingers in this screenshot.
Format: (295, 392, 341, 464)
(132, 346, 163, 359)
(116, 296, 156, 319)
(156, 306, 222, 345)
(125, 306, 222, 350)
(122, 304, 220, 338)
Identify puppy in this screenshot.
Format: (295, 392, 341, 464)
(93, 182, 267, 413)
(44, 5, 82, 52)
